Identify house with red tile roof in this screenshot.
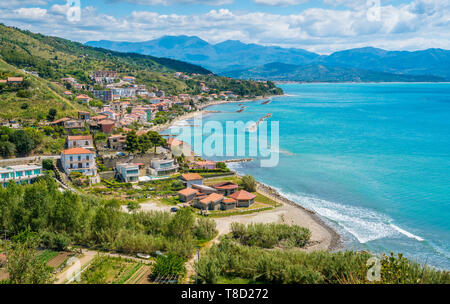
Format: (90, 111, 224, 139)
(229, 190, 256, 208)
(180, 173, 203, 188)
(178, 188, 199, 202)
(213, 182, 239, 196)
(194, 193, 224, 211)
(60, 147, 98, 178)
(67, 135, 94, 150)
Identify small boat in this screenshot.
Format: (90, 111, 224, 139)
(261, 100, 271, 105)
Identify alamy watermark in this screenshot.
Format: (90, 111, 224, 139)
(366, 256, 381, 282)
(170, 114, 280, 168)
(66, 0, 81, 23)
(366, 0, 381, 22)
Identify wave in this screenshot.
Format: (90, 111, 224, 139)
(271, 190, 427, 245)
(390, 224, 424, 242)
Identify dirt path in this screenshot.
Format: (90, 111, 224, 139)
(55, 249, 97, 284)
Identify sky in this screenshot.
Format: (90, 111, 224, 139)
(0, 0, 449, 54)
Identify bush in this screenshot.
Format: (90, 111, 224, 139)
(230, 223, 311, 249)
(40, 231, 71, 251)
(194, 217, 217, 240)
(241, 175, 257, 192)
(42, 159, 54, 170)
(151, 253, 186, 279)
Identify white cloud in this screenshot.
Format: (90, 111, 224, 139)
(0, 0, 448, 54)
(253, 0, 308, 5)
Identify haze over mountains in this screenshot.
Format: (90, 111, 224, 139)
(86, 36, 450, 82)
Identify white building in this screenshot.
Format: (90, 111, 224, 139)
(60, 148, 98, 177)
(150, 159, 179, 177)
(116, 163, 139, 183)
(0, 164, 43, 188)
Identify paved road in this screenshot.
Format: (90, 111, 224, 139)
(0, 155, 60, 165)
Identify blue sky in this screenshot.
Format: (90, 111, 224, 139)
(0, 0, 449, 54)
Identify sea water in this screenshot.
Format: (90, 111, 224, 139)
(165, 83, 450, 269)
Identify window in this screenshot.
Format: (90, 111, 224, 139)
(34, 169, 41, 175)
(78, 156, 81, 161)
(1, 173, 9, 179)
(70, 156, 73, 161)
(85, 141, 89, 145)
(86, 156, 90, 161)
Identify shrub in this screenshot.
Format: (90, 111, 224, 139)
(42, 159, 54, 171)
(194, 217, 217, 240)
(151, 253, 186, 279)
(241, 175, 257, 192)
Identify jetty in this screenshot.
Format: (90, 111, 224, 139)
(246, 113, 272, 132)
(224, 158, 253, 163)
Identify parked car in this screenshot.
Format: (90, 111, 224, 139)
(170, 207, 179, 213)
(137, 253, 151, 260)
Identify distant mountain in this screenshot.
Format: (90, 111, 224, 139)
(316, 47, 450, 80)
(86, 37, 450, 81)
(86, 36, 320, 72)
(224, 62, 446, 83)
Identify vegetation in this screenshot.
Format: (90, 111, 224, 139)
(230, 223, 311, 249)
(151, 253, 186, 280)
(5, 234, 54, 284)
(0, 178, 217, 260)
(241, 175, 257, 192)
(195, 237, 450, 284)
(80, 255, 140, 284)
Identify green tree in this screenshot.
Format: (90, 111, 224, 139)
(10, 130, 35, 156)
(0, 141, 16, 157)
(42, 159, 54, 171)
(125, 131, 139, 153)
(241, 175, 257, 192)
(151, 253, 186, 279)
(47, 108, 57, 122)
(6, 237, 53, 284)
(147, 131, 166, 153)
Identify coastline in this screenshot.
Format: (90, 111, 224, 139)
(157, 94, 343, 252)
(151, 95, 282, 133)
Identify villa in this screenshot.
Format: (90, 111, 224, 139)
(178, 188, 199, 202)
(60, 147, 97, 177)
(194, 193, 224, 211)
(0, 164, 43, 188)
(180, 173, 203, 188)
(213, 182, 239, 196)
(108, 134, 127, 150)
(76, 94, 91, 104)
(150, 159, 179, 177)
(229, 190, 256, 208)
(116, 163, 139, 183)
(67, 135, 94, 150)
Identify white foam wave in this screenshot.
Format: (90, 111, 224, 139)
(277, 191, 425, 244)
(390, 224, 424, 242)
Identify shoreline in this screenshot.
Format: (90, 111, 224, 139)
(151, 95, 282, 133)
(157, 94, 343, 251)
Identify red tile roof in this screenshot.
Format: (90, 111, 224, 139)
(214, 182, 239, 190)
(200, 193, 224, 204)
(68, 135, 93, 141)
(229, 190, 256, 201)
(181, 173, 203, 181)
(222, 198, 237, 204)
(178, 188, 199, 196)
(61, 147, 93, 155)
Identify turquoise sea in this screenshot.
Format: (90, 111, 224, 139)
(166, 83, 450, 269)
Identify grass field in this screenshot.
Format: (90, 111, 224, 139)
(79, 255, 143, 284)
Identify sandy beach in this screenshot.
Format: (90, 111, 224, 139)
(150, 95, 281, 133)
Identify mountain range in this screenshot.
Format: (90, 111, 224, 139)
(86, 37, 450, 82)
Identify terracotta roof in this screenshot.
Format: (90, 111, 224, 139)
(181, 173, 203, 181)
(229, 190, 256, 201)
(200, 193, 224, 204)
(0, 80, 7, 83)
(7, 77, 23, 82)
(223, 198, 237, 204)
(61, 147, 93, 155)
(76, 94, 91, 99)
(68, 135, 93, 141)
(214, 182, 239, 190)
(50, 117, 71, 124)
(99, 119, 115, 125)
(195, 161, 216, 166)
(178, 188, 199, 196)
(92, 115, 107, 120)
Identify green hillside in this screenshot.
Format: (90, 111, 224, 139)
(0, 59, 85, 121)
